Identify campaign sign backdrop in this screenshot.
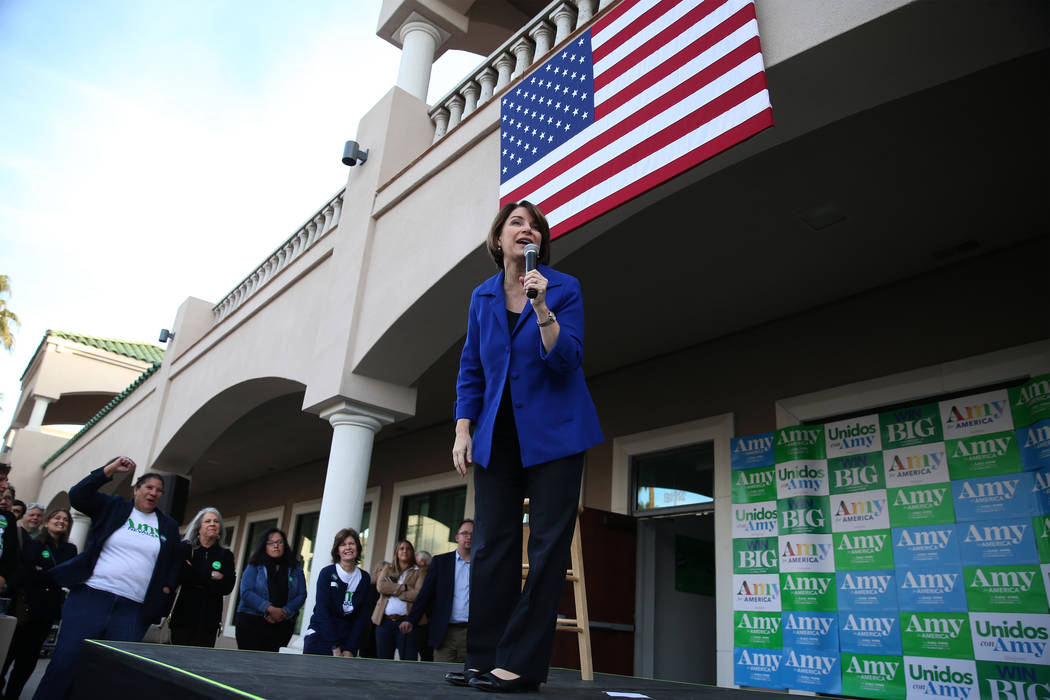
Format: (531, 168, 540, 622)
(731, 374, 1050, 698)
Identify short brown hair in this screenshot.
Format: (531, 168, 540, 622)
(486, 201, 552, 269)
(331, 528, 363, 565)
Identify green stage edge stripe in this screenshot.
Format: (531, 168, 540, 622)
(87, 641, 264, 699)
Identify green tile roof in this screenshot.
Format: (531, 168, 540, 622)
(39, 361, 163, 470)
(48, 330, 165, 364)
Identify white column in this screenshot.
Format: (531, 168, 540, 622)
(575, 0, 597, 27)
(529, 21, 555, 59)
(445, 94, 465, 130)
(431, 107, 450, 142)
(461, 81, 479, 117)
(298, 403, 393, 647)
(27, 397, 53, 430)
(549, 3, 577, 45)
(396, 20, 443, 101)
(494, 52, 515, 92)
(476, 67, 498, 104)
(68, 510, 90, 551)
(510, 37, 535, 78)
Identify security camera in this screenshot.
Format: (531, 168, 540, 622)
(342, 140, 369, 167)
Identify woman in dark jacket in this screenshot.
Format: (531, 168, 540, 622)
(235, 528, 306, 652)
(0, 508, 77, 700)
(170, 507, 236, 647)
(302, 528, 371, 657)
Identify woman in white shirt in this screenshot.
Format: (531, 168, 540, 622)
(303, 528, 372, 656)
(371, 539, 424, 660)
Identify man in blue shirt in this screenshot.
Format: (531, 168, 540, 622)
(401, 519, 473, 666)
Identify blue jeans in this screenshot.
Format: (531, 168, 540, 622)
(33, 586, 150, 700)
(374, 616, 417, 660)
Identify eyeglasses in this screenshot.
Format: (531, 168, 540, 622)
(266, 540, 284, 547)
(457, 531, 473, 537)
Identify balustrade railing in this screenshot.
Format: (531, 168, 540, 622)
(428, 0, 609, 142)
(212, 188, 344, 322)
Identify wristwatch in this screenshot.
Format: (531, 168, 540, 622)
(537, 309, 557, 327)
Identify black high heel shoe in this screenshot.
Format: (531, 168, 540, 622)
(445, 668, 483, 687)
(468, 672, 540, 693)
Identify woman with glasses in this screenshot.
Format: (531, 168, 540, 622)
(1, 508, 76, 700)
(170, 507, 236, 647)
(235, 528, 306, 652)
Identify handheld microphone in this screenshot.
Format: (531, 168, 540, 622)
(524, 243, 540, 299)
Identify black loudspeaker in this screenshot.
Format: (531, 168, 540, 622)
(157, 474, 190, 525)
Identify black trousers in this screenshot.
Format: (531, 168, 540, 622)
(171, 622, 220, 648)
(2, 618, 52, 700)
(467, 430, 584, 682)
(234, 612, 294, 652)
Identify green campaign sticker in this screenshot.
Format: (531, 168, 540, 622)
(733, 611, 782, 649)
(732, 465, 776, 504)
(880, 402, 943, 450)
(1010, 374, 1050, 427)
(212, 560, 222, 570)
(841, 653, 906, 700)
(945, 430, 1022, 479)
(780, 572, 836, 611)
(964, 565, 1047, 613)
(41, 550, 51, 559)
(888, 483, 955, 527)
(900, 612, 974, 659)
(834, 529, 894, 571)
(774, 426, 826, 463)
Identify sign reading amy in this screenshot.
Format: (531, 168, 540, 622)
(970, 612, 1050, 665)
(957, 518, 1039, 566)
(884, 443, 949, 488)
(964, 565, 1046, 613)
(842, 653, 906, 700)
(832, 489, 890, 532)
(1018, 419, 1050, 471)
(732, 465, 776, 504)
(946, 431, 1022, 480)
(896, 567, 968, 612)
(940, 389, 1013, 439)
(734, 611, 782, 649)
(780, 572, 837, 611)
(837, 570, 898, 611)
(903, 656, 979, 700)
(732, 501, 778, 538)
(893, 524, 961, 567)
(732, 433, 774, 470)
(826, 414, 882, 457)
(1010, 373, 1050, 428)
(839, 612, 902, 656)
(779, 535, 834, 572)
(734, 574, 782, 612)
(830, 452, 886, 495)
(900, 612, 974, 659)
(775, 425, 826, 463)
(776, 461, 829, 499)
(835, 529, 894, 571)
(889, 483, 956, 528)
(953, 472, 1040, 522)
(733, 647, 784, 689)
(782, 611, 838, 651)
(882, 402, 943, 450)
(781, 648, 841, 695)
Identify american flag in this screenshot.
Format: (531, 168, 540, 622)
(499, 0, 773, 239)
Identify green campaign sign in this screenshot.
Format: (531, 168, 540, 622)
(774, 425, 826, 463)
(834, 529, 894, 571)
(733, 466, 776, 504)
(888, 483, 955, 527)
(734, 537, 779, 574)
(900, 612, 973, 659)
(780, 572, 836, 611)
(977, 661, 1050, 700)
(778, 495, 831, 535)
(1010, 374, 1050, 427)
(880, 402, 943, 450)
(964, 565, 1047, 613)
(1034, 515, 1050, 564)
(829, 452, 886, 495)
(734, 611, 782, 649)
(841, 653, 906, 700)
(946, 430, 1022, 480)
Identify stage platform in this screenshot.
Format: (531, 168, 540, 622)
(74, 641, 790, 699)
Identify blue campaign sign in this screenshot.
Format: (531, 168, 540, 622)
(952, 471, 1039, 522)
(781, 648, 842, 695)
(837, 570, 899, 611)
(892, 524, 960, 567)
(957, 517, 1039, 566)
(781, 611, 838, 651)
(838, 611, 903, 655)
(733, 433, 775, 470)
(733, 647, 784, 689)
(896, 566, 968, 612)
(1018, 419, 1050, 471)
(1034, 468, 1050, 515)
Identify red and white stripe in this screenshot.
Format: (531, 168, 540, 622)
(499, 0, 773, 239)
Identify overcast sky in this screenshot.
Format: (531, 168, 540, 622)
(0, 0, 480, 423)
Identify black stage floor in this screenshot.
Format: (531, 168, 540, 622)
(74, 641, 791, 699)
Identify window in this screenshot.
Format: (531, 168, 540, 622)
(291, 510, 319, 634)
(398, 486, 467, 556)
(632, 442, 715, 516)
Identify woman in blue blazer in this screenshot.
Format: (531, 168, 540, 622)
(302, 528, 371, 657)
(451, 201, 603, 692)
(235, 528, 306, 652)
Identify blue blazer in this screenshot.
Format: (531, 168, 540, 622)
(455, 265, 603, 467)
(407, 551, 460, 649)
(49, 466, 181, 623)
(304, 563, 372, 653)
(236, 561, 307, 618)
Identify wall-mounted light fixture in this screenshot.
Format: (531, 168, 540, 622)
(158, 328, 175, 343)
(342, 140, 369, 167)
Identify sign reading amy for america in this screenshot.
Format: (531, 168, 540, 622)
(892, 524, 960, 567)
(1018, 419, 1050, 471)
(952, 471, 1040, 522)
(499, 0, 773, 240)
(838, 612, 902, 656)
(1009, 373, 1050, 428)
(782, 611, 839, 651)
(733, 647, 784, 688)
(732, 432, 773, 469)
(939, 389, 1014, 440)
(734, 574, 782, 612)
(956, 517, 1039, 566)
(883, 443, 949, 488)
(831, 489, 890, 532)
(836, 570, 898, 611)
(780, 648, 841, 695)
(896, 567, 968, 613)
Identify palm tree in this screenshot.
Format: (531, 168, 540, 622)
(0, 275, 20, 351)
